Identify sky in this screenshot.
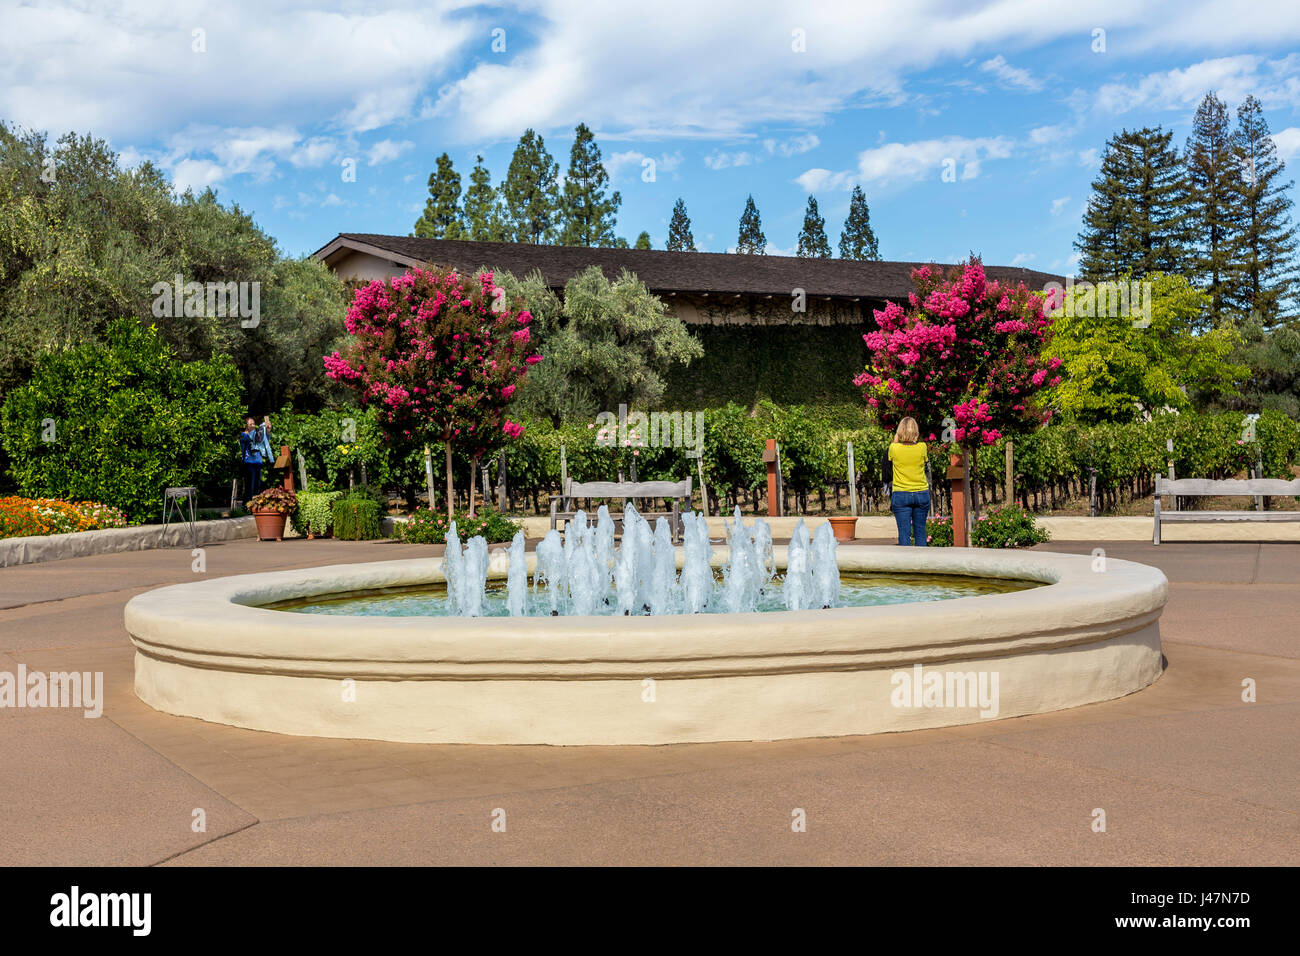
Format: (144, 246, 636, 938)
(4, 0, 1300, 274)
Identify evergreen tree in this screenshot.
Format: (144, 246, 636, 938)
(463, 154, 504, 242)
(796, 195, 831, 258)
(612, 237, 629, 248)
(736, 195, 766, 254)
(412, 153, 464, 240)
(634, 231, 652, 250)
(557, 123, 622, 247)
(500, 129, 560, 244)
(666, 198, 696, 251)
(838, 185, 880, 260)
(1075, 127, 1188, 280)
(1184, 92, 1240, 325)
(1227, 95, 1300, 327)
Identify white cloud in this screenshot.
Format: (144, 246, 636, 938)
(1029, 125, 1068, 146)
(1050, 196, 1071, 216)
(1077, 147, 1100, 167)
(705, 150, 755, 170)
(607, 149, 684, 180)
(1093, 54, 1300, 115)
(851, 136, 1014, 186)
(170, 158, 226, 193)
(366, 139, 414, 166)
(979, 55, 1043, 92)
(1273, 127, 1300, 162)
(1010, 252, 1036, 266)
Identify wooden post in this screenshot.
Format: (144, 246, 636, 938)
(696, 454, 709, 516)
(1088, 469, 1097, 517)
(847, 441, 858, 517)
(760, 439, 778, 517)
(560, 444, 568, 491)
(775, 443, 785, 517)
(948, 451, 968, 547)
(278, 446, 294, 492)
(1005, 440, 1014, 506)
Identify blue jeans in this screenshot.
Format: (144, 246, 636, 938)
(891, 490, 930, 546)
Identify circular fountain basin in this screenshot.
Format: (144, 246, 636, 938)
(125, 546, 1167, 745)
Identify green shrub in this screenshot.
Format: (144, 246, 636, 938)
(393, 507, 522, 544)
(925, 514, 953, 547)
(332, 496, 382, 540)
(294, 489, 343, 535)
(0, 319, 244, 522)
(971, 505, 1050, 548)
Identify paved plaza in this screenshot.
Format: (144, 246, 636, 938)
(2, 536, 1296, 866)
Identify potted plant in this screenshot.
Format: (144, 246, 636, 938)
(826, 516, 858, 542)
(295, 488, 343, 539)
(248, 487, 298, 541)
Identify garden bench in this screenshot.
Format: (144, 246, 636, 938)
(550, 478, 693, 543)
(1153, 475, 1300, 544)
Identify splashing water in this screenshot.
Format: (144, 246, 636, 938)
(783, 519, 812, 611)
(443, 504, 842, 617)
(506, 531, 528, 617)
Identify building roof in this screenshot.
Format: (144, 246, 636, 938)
(313, 233, 1064, 300)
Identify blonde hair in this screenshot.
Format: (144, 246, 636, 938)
(894, 417, 920, 444)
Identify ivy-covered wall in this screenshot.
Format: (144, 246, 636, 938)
(663, 323, 870, 409)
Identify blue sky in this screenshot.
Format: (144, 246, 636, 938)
(4, 0, 1300, 274)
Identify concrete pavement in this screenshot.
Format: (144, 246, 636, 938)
(1, 535, 1296, 865)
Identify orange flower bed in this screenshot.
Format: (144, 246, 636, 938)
(0, 497, 129, 539)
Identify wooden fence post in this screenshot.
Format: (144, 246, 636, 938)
(847, 441, 858, 517)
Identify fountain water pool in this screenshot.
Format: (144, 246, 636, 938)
(280, 507, 1031, 618)
(124, 515, 1169, 745)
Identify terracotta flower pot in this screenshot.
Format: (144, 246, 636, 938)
(252, 509, 288, 541)
(827, 516, 858, 542)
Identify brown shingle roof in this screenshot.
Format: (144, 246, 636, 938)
(314, 233, 1064, 299)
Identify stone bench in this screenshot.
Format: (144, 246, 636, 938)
(1153, 475, 1300, 544)
(549, 478, 693, 543)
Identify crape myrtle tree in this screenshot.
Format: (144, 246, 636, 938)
(324, 266, 541, 518)
(854, 259, 1059, 537)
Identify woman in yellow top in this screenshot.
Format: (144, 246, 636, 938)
(888, 417, 930, 546)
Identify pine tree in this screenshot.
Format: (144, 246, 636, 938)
(1075, 127, 1188, 280)
(500, 129, 560, 244)
(796, 196, 831, 258)
(1184, 92, 1240, 324)
(412, 153, 465, 239)
(612, 237, 629, 248)
(634, 231, 652, 250)
(1227, 95, 1300, 327)
(736, 195, 766, 254)
(667, 198, 696, 251)
(463, 154, 504, 242)
(839, 185, 880, 260)
(557, 123, 621, 247)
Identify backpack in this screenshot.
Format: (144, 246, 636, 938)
(881, 450, 893, 486)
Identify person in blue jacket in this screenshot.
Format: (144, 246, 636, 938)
(240, 417, 264, 499)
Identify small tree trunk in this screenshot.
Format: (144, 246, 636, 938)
(444, 441, 454, 520)
(468, 455, 480, 518)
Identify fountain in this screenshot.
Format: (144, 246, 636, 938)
(125, 504, 1169, 745)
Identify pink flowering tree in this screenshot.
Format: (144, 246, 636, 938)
(854, 258, 1061, 513)
(325, 266, 541, 518)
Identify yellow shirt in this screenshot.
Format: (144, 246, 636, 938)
(889, 442, 929, 492)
